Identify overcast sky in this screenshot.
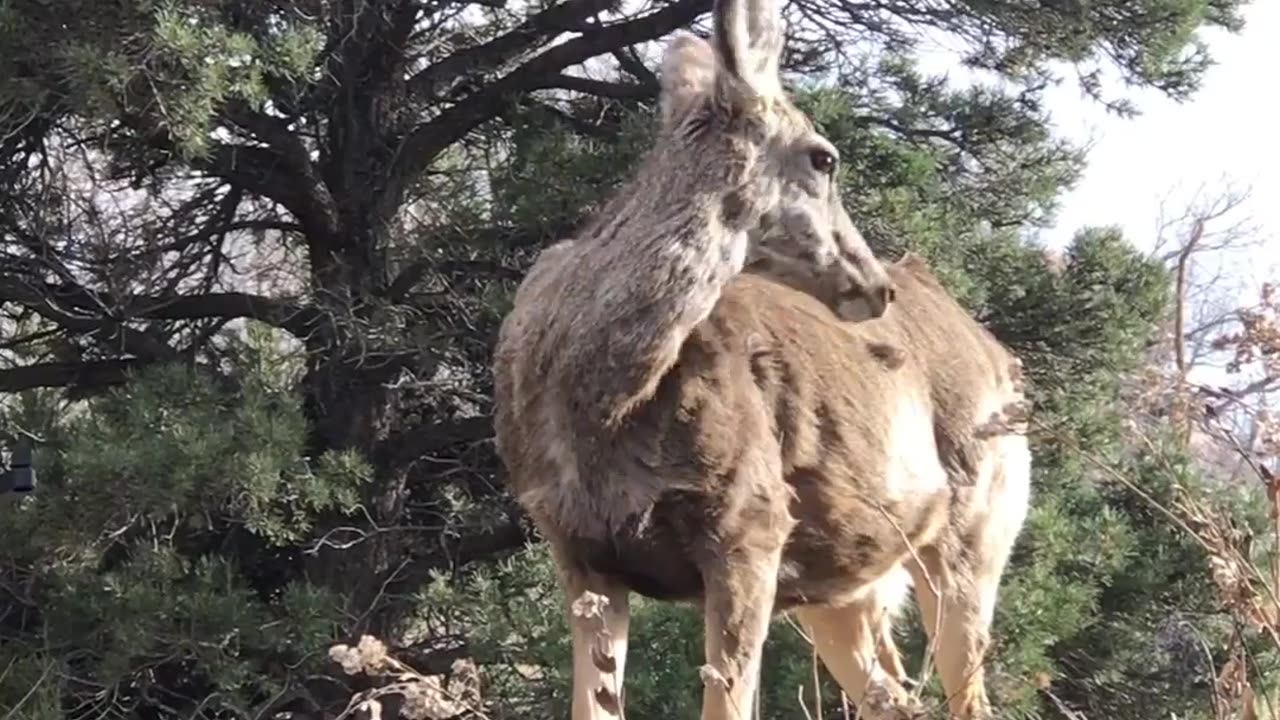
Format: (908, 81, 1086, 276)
(912, 2, 1277, 296)
(1033, 2, 1278, 285)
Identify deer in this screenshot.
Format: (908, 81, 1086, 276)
(491, 0, 1031, 717)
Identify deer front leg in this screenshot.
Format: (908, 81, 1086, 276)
(700, 545, 782, 720)
(569, 586, 630, 719)
(565, 577, 630, 719)
(548, 539, 631, 720)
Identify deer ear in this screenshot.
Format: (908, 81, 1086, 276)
(659, 31, 716, 130)
(712, 0, 784, 102)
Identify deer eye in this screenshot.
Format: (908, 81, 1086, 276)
(809, 148, 837, 175)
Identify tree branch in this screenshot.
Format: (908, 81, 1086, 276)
(222, 102, 316, 176)
(203, 142, 340, 243)
(544, 73, 656, 99)
(112, 100, 338, 245)
(0, 356, 240, 396)
(0, 276, 326, 340)
(1173, 218, 1206, 445)
(383, 0, 710, 210)
(0, 359, 144, 393)
(0, 278, 180, 362)
(376, 415, 494, 474)
(436, 516, 528, 569)
(613, 46, 659, 87)
(407, 0, 617, 101)
(384, 258, 524, 301)
(219, 104, 337, 238)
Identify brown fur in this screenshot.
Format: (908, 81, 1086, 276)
(495, 251, 1031, 719)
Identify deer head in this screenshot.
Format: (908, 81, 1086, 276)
(658, 0, 895, 320)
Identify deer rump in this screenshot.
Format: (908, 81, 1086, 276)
(499, 254, 1027, 613)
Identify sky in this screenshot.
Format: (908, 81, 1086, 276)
(1041, 2, 1279, 260)
(919, 2, 1280, 295)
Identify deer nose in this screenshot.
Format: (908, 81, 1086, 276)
(868, 282, 895, 317)
(808, 244, 839, 268)
(835, 276, 896, 322)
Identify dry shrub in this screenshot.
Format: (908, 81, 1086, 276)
(329, 636, 483, 720)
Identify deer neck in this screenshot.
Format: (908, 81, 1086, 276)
(561, 134, 764, 427)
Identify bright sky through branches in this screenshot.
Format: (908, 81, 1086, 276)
(1042, 2, 1278, 285)
(919, 1, 1278, 295)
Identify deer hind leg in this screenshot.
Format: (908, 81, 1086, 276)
(548, 540, 631, 720)
(908, 545, 986, 719)
(876, 614, 910, 687)
(909, 438, 1031, 719)
(872, 570, 914, 688)
(829, 568, 914, 689)
(795, 593, 918, 720)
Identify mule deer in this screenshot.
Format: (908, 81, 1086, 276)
(497, 246, 1030, 719)
(491, 0, 1030, 717)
